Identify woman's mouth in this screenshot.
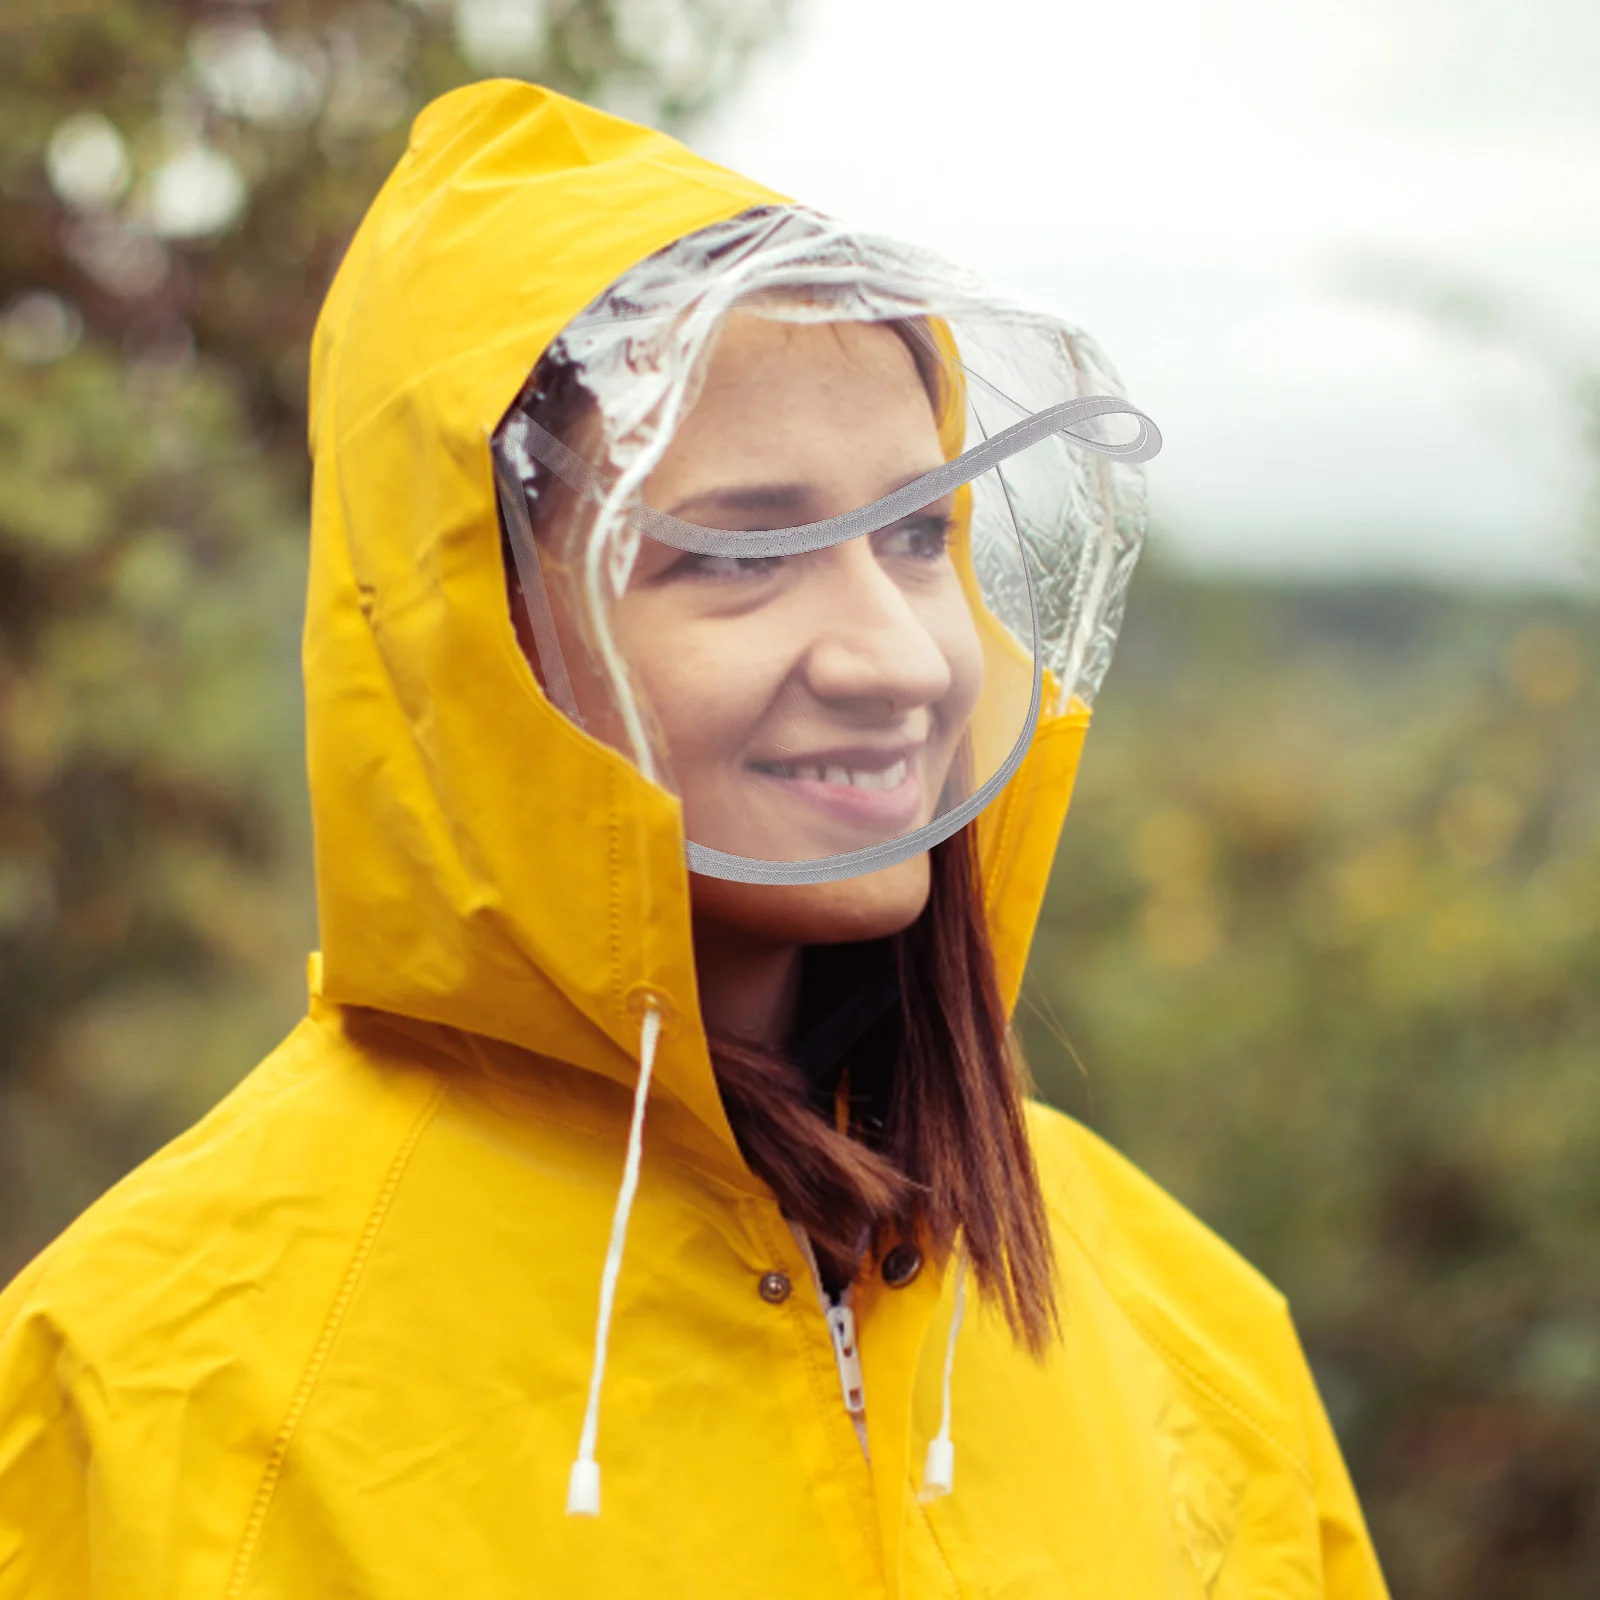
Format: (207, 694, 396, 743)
(746, 749, 926, 836)
(757, 757, 909, 790)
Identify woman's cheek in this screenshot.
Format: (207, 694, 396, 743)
(936, 606, 987, 729)
(633, 631, 781, 773)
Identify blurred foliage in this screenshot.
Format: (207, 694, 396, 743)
(0, 0, 785, 458)
(0, 0, 787, 1255)
(1024, 570, 1600, 1599)
(0, 343, 309, 1241)
(2, 5, 1598, 1598)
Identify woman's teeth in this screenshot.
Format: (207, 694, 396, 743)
(784, 758, 910, 791)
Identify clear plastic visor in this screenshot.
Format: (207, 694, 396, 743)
(495, 314, 1155, 886)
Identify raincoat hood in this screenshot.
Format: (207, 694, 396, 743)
(305, 77, 1094, 1159)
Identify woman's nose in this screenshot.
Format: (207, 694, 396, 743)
(799, 543, 953, 716)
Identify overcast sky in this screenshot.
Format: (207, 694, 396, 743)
(694, 0, 1600, 587)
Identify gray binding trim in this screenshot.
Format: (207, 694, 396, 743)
(493, 444, 586, 728)
(515, 392, 1160, 560)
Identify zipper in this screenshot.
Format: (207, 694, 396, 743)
(789, 1223, 871, 1455)
(825, 1300, 866, 1415)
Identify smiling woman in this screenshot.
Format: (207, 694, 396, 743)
(0, 82, 1389, 1600)
(490, 236, 1158, 1316)
(503, 306, 1018, 1311)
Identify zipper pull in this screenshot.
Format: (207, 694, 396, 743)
(826, 1301, 866, 1415)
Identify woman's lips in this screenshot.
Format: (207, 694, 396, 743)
(747, 750, 926, 836)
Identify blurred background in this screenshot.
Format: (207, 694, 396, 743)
(0, 1, 1595, 1593)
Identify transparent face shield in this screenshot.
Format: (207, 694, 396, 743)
(491, 208, 1159, 886)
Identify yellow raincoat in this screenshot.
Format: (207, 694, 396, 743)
(0, 82, 1389, 1599)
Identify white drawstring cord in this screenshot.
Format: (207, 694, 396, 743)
(921, 1246, 968, 1499)
(566, 1004, 662, 1516)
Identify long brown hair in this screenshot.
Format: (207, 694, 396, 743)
(499, 321, 1059, 1354)
(712, 833, 1058, 1353)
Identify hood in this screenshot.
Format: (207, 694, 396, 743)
(304, 79, 1094, 1163)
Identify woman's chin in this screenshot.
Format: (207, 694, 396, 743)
(688, 854, 932, 945)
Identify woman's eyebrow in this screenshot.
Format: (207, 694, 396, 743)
(664, 482, 815, 521)
(663, 468, 948, 523)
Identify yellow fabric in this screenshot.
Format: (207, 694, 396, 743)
(0, 81, 1388, 1600)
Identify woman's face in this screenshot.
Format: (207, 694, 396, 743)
(544, 314, 984, 943)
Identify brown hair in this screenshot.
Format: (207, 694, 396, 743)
(499, 320, 1059, 1353)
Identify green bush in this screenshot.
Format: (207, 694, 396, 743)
(1026, 570, 1600, 1598)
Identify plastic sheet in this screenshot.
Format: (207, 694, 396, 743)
(493, 205, 1159, 883)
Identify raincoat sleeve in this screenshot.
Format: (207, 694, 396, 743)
(0, 1278, 91, 1597)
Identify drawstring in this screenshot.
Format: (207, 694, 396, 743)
(921, 1245, 968, 1499)
(563, 1007, 964, 1511)
(566, 1004, 662, 1516)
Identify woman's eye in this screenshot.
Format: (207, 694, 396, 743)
(672, 551, 785, 581)
(877, 516, 951, 561)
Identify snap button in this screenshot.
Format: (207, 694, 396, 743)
(758, 1271, 792, 1305)
(880, 1243, 922, 1288)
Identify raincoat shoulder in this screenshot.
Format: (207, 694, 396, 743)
(1025, 1101, 1388, 1600)
(0, 1006, 444, 1596)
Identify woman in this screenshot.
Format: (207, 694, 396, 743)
(0, 82, 1388, 1598)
